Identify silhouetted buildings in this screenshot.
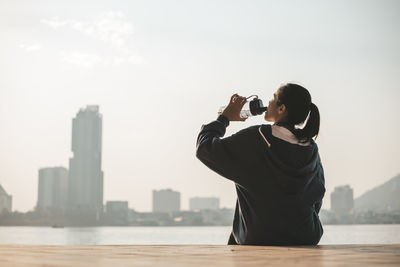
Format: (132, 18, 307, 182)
(189, 197, 219, 211)
(36, 167, 68, 213)
(105, 201, 130, 225)
(0, 184, 12, 213)
(106, 201, 129, 214)
(152, 189, 180, 212)
(331, 185, 354, 215)
(68, 105, 104, 220)
(6, 104, 239, 226)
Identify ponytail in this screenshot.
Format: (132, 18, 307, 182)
(292, 103, 320, 144)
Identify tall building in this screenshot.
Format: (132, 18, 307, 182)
(68, 105, 104, 217)
(36, 167, 68, 212)
(152, 189, 180, 212)
(189, 197, 220, 211)
(331, 185, 354, 215)
(0, 184, 12, 213)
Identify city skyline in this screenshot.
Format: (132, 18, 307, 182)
(30, 103, 224, 213)
(0, 171, 398, 214)
(1, 0, 399, 212)
(1, 98, 400, 212)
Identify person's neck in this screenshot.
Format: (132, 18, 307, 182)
(274, 121, 295, 132)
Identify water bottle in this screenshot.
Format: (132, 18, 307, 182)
(218, 106, 253, 119)
(218, 96, 268, 119)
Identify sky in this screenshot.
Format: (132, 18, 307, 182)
(0, 0, 399, 212)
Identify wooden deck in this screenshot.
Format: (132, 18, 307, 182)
(0, 244, 399, 266)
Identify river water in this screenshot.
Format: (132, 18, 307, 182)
(0, 224, 399, 245)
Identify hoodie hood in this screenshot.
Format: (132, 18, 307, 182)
(259, 124, 321, 195)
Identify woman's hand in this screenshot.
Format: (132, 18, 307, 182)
(221, 93, 247, 122)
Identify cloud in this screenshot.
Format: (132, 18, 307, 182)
(40, 12, 141, 69)
(40, 18, 68, 29)
(19, 43, 42, 51)
(40, 12, 134, 48)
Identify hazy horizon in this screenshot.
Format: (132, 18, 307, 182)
(1, 0, 399, 212)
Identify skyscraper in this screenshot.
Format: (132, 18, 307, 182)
(36, 167, 68, 212)
(152, 189, 180, 213)
(0, 184, 12, 213)
(331, 185, 354, 215)
(68, 105, 103, 217)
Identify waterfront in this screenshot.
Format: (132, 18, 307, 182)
(0, 224, 399, 245)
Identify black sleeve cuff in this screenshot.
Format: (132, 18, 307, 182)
(217, 114, 230, 128)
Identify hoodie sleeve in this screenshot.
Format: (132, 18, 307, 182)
(196, 115, 256, 184)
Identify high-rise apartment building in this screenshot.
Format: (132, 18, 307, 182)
(68, 105, 103, 216)
(189, 197, 220, 211)
(152, 189, 180, 213)
(331, 185, 354, 215)
(0, 184, 12, 213)
(36, 167, 68, 212)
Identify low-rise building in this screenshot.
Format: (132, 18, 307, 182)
(189, 197, 220, 211)
(331, 185, 354, 215)
(152, 189, 180, 213)
(36, 167, 68, 213)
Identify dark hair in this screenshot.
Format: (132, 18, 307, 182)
(276, 83, 320, 144)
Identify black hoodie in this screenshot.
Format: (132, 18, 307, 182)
(196, 115, 325, 245)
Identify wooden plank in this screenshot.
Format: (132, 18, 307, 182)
(0, 244, 399, 267)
